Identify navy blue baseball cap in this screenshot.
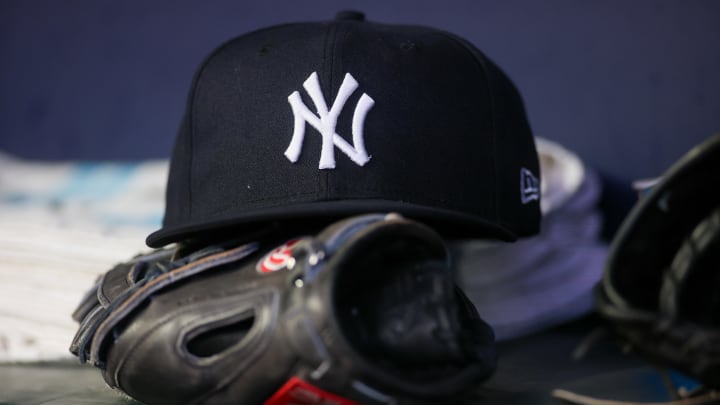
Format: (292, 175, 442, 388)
(147, 11, 541, 247)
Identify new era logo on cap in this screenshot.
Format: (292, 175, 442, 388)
(146, 11, 541, 247)
(521, 168, 540, 204)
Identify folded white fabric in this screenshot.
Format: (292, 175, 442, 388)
(452, 137, 607, 341)
(0, 153, 167, 362)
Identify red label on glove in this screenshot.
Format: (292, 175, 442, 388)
(257, 239, 301, 273)
(264, 377, 360, 405)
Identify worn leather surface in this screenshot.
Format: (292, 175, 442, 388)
(66, 214, 497, 405)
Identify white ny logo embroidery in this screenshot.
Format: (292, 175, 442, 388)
(285, 72, 374, 169)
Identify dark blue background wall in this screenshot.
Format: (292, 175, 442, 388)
(2, 1, 719, 233)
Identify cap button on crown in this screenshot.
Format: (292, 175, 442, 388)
(335, 11, 365, 21)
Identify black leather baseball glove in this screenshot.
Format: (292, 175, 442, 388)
(70, 213, 496, 405)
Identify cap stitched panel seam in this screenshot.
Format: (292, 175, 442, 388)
(437, 31, 501, 226)
(320, 22, 338, 202)
(186, 23, 307, 222)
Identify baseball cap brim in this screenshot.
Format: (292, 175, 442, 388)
(146, 199, 518, 248)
